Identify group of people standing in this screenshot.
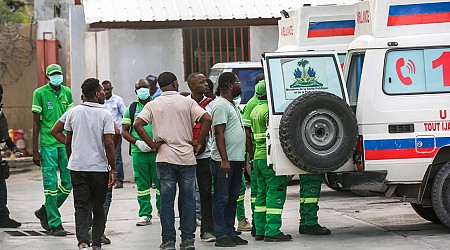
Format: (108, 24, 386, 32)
(1, 62, 331, 250)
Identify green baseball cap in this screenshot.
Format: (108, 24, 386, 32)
(46, 64, 63, 75)
(255, 80, 266, 98)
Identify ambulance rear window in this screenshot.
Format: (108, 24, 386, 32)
(266, 55, 344, 114)
(383, 47, 450, 95)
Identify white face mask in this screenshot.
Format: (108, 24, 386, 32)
(233, 96, 242, 106)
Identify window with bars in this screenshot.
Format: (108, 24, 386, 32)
(183, 27, 251, 78)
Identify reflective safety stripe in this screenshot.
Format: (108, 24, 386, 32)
(237, 195, 245, 202)
(156, 189, 160, 195)
(58, 184, 71, 195)
(253, 133, 266, 139)
(44, 190, 57, 196)
(32, 105, 42, 113)
(68, 103, 75, 109)
(137, 189, 151, 197)
(254, 206, 267, 212)
(300, 197, 319, 203)
(250, 198, 256, 203)
(122, 117, 131, 125)
(266, 208, 283, 215)
(243, 119, 251, 126)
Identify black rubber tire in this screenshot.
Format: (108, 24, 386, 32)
(431, 162, 450, 228)
(279, 92, 358, 173)
(410, 203, 441, 224)
(322, 173, 343, 191)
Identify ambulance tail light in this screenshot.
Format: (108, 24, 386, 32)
(353, 135, 364, 171)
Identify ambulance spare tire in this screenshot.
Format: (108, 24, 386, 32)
(279, 92, 358, 173)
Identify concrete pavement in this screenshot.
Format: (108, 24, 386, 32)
(1, 167, 449, 250)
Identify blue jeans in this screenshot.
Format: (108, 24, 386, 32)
(115, 137, 124, 182)
(157, 162, 196, 243)
(211, 160, 243, 239)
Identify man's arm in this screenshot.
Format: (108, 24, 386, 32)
(193, 112, 212, 155)
(214, 123, 230, 173)
(104, 134, 116, 188)
(113, 122, 120, 149)
(245, 127, 254, 161)
(134, 117, 162, 151)
(51, 120, 66, 144)
(65, 131, 72, 159)
(122, 124, 137, 144)
(32, 113, 42, 166)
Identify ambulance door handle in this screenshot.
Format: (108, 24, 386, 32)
(388, 124, 414, 133)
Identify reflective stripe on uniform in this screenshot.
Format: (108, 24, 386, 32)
(255, 206, 267, 213)
(32, 105, 42, 113)
(237, 195, 245, 202)
(122, 117, 131, 125)
(156, 189, 160, 195)
(44, 190, 57, 196)
(266, 208, 283, 215)
(137, 189, 151, 197)
(253, 133, 266, 140)
(68, 103, 75, 109)
(243, 119, 251, 126)
(250, 197, 256, 203)
(58, 184, 71, 195)
(300, 197, 319, 203)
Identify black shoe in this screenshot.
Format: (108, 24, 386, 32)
(101, 234, 111, 244)
(215, 237, 236, 247)
(231, 235, 248, 245)
(251, 225, 256, 237)
(254, 235, 264, 241)
(264, 232, 292, 242)
(299, 224, 331, 235)
(235, 230, 242, 235)
(180, 238, 195, 250)
(0, 216, 21, 228)
(34, 205, 51, 231)
(51, 225, 68, 236)
(160, 240, 176, 250)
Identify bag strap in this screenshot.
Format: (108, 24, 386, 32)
(128, 102, 138, 156)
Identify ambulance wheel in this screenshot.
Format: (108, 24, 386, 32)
(410, 203, 441, 224)
(431, 162, 450, 228)
(279, 92, 358, 173)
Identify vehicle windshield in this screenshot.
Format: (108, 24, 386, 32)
(266, 54, 344, 114)
(235, 68, 264, 104)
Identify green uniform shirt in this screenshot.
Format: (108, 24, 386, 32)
(122, 100, 156, 154)
(250, 100, 269, 160)
(242, 95, 259, 128)
(32, 83, 74, 147)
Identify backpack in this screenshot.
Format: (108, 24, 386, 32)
(128, 102, 138, 156)
(192, 97, 213, 141)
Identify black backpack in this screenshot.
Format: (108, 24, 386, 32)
(128, 102, 138, 156)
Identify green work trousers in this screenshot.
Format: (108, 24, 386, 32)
(132, 152, 160, 218)
(299, 174, 322, 226)
(250, 165, 257, 221)
(236, 173, 247, 221)
(40, 146, 72, 228)
(254, 159, 287, 236)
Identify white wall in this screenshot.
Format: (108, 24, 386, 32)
(250, 25, 279, 61)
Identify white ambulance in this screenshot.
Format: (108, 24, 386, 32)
(264, 0, 450, 228)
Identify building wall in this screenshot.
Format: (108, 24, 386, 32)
(250, 25, 279, 61)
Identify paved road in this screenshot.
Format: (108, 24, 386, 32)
(1, 168, 449, 249)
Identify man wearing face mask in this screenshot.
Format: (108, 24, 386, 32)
(32, 64, 74, 236)
(122, 79, 160, 226)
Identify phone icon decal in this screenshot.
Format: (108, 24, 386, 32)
(396, 57, 415, 85)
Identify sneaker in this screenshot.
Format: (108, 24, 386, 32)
(237, 218, 252, 231)
(180, 238, 195, 250)
(215, 237, 236, 247)
(136, 216, 152, 226)
(264, 232, 292, 242)
(101, 233, 111, 244)
(114, 181, 123, 189)
(34, 205, 51, 231)
(0, 216, 21, 228)
(201, 232, 216, 242)
(160, 240, 176, 250)
(231, 235, 248, 245)
(51, 225, 68, 236)
(78, 243, 89, 250)
(299, 224, 331, 235)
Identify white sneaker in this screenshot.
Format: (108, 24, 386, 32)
(78, 243, 89, 250)
(136, 216, 152, 226)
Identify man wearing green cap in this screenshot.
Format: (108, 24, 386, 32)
(251, 80, 292, 242)
(32, 63, 74, 236)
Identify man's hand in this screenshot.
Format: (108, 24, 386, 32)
(135, 140, 151, 152)
(189, 140, 205, 155)
(151, 141, 164, 152)
(33, 151, 42, 166)
(108, 171, 116, 188)
(220, 160, 231, 174)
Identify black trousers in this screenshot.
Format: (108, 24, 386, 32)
(71, 171, 108, 247)
(0, 155, 9, 217)
(196, 158, 214, 235)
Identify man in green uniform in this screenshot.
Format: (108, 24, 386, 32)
(122, 79, 160, 226)
(251, 80, 291, 242)
(32, 64, 74, 236)
(298, 174, 331, 235)
(239, 74, 264, 235)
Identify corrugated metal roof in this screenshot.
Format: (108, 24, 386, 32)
(83, 0, 360, 24)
